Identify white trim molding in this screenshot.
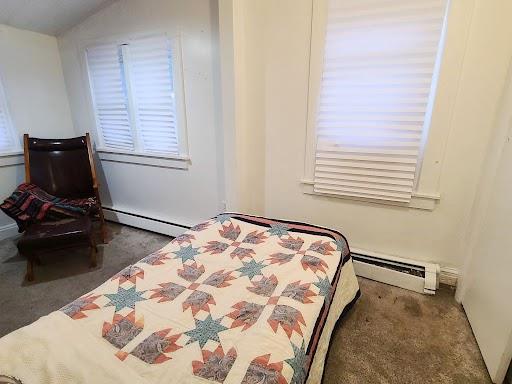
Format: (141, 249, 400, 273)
(0, 222, 19, 241)
(0, 151, 23, 167)
(301, 179, 440, 210)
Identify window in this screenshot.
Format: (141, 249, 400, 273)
(86, 35, 186, 157)
(308, 0, 448, 204)
(0, 75, 19, 154)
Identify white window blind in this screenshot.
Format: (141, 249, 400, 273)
(0, 77, 18, 154)
(86, 35, 180, 155)
(129, 36, 179, 154)
(87, 43, 133, 150)
(314, 0, 448, 203)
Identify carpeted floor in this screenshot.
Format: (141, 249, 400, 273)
(0, 223, 169, 336)
(0, 222, 491, 383)
(324, 278, 492, 384)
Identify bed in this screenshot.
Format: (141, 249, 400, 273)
(0, 213, 359, 384)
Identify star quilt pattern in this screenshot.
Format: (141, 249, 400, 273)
(46, 214, 356, 383)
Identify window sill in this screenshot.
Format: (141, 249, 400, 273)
(300, 179, 440, 211)
(0, 150, 24, 167)
(97, 148, 190, 170)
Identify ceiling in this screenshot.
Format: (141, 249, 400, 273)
(0, 0, 116, 36)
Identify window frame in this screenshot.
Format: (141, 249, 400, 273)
(81, 32, 189, 168)
(302, 0, 460, 210)
(0, 71, 21, 157)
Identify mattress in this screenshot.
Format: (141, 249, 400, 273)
(0, 213, 359, 384)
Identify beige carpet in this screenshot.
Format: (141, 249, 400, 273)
(0, 222, 491, 383)
(324, 278, 491, 383)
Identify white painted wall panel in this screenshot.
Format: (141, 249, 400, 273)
(226, 0, 512, 268)
(58, 0, 225, 228)
(0, 24, 74, 230)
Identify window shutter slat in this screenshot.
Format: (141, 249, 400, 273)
(313, 0, 447, 202)
(87, 44, 134, 150)
(316, 170, 414, 185)
(129, 36, 179, 155)
(314, 188, 411, 203)
(315, 165, 415, 180)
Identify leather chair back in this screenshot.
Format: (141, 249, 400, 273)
(25, 136, 95, 198)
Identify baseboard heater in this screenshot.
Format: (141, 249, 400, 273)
(351, 248, 440, 295)
(102, 207, 190, 238)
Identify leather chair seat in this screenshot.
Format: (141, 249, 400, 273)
(17, 216, 92, 254)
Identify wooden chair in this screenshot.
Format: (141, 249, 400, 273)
(17, 133, 106, 281)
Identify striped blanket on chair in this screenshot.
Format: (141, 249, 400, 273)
(0, 183, 97, 232)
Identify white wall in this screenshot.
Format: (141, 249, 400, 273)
(3, 0, 508, 274)
(217, 0, 268, 215)
(224, 0, 512, 270)
(234, 0, 267, 215)
(58, 0, 225, 228)
(0, 24, 74, 234)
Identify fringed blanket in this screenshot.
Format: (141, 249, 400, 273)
(0, 213, 360, 384)
(0, 183, 97, 232)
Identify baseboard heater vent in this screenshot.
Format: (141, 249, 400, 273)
(351, 248, 440, 295)
(102, 207, 190, 238)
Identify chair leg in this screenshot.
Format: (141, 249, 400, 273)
(26, 258, 35, 282)
(98, 209, 107, 244)
(89, 237, 97, 268)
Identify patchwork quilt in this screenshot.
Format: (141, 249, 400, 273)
(0, 213, 360, 384)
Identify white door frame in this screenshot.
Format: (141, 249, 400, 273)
(456, 57, 512, 384)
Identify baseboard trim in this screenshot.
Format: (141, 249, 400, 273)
(102, 207, 190, 238)
(439, 266, 459, 286)
(0, 223, 19, 241)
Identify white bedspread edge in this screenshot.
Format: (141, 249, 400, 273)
(306, 261, 359, 384)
